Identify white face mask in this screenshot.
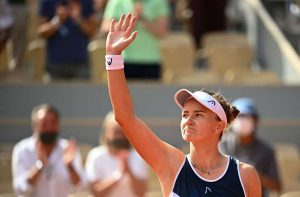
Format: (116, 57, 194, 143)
(231, 117, 255, 137)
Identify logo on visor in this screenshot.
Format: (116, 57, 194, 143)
(207, 100, 216, 106)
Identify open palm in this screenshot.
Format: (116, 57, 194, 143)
(63, 139, 76, 166)
(106, 13, 138, 55)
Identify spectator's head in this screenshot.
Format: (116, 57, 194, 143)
(231, 98, 259, 137)
(31, 104, 60, 145)
(101, 111, 131, 151)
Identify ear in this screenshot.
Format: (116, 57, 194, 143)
(215, 121, 226, 135)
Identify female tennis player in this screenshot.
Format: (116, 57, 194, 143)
(104, 13, 261, 197)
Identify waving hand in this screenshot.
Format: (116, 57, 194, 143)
(106, 14, 138, 55)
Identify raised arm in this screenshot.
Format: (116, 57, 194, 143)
(105, 13, 184, 177)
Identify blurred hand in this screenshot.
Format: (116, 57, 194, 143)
(56, 4, 69, 23)
(133, 2, 143, 18)
(117, 150, 130, 175)
(63, 139, 77, 167)
(106, 13, 138, 55)
(69, 1, 82, 22)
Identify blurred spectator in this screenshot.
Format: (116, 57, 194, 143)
(168, 0, 182, 31)
(220, 98, 281, 197)
(37, 0, 97, 80)
(12, 104, 86, 197)
(0, 0, 13, 54)
(100, 0, 169, 80)
(93, 0, 108, 28)
(8, 0, 29, 68)
(186, 0, 228, 49)
(85, 111, 148, 197)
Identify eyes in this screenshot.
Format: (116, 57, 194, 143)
(182, 112, 204, 119)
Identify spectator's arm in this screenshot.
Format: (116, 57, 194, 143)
(259, 149, 281, 192)
(67, 149, 86, 188)
(259, 173, 281, 192)
(139, 16, 169, 39)
(67, 163, 81, 186)
(127, 169, 147, 196)
(37, 16, 61, 39)
(89, 173, 122, 197)
(12, 147, 39, 196)
(75, 14, 98, 37)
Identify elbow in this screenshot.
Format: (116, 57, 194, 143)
(114, 112, 135, 127)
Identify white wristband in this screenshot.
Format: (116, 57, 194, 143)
(105, 55, 124, 70)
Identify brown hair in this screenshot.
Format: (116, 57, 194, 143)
(202, 89, 239, 139)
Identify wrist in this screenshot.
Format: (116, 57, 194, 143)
(105, 55, 124, 70)
(35, 159, 44, 171)
(50, 16, 61, 28)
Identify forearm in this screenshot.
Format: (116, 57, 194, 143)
(107, 69, 135, 123)
(67, 163, 81, 185)
(91, 173, 122, 197)
(259, 173, 281, 191)
(37, 17, 61, 38)
(128, 170, 147, 196)
(27, 166, 42, 186)
(76, 16, 98, 37)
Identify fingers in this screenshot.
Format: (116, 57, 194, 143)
(121, 13, 132, 31)
(116, 14, 125, 31)
(110, 18, 116, 32)
(124, 31, 138, 44)
(111, 13, 136, 33)
(126, 17, 137, 35)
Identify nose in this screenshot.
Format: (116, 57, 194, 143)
(186, 116, 194, 126)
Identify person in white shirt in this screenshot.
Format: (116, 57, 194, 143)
(85, 111, 148, 197)
(12, 104, 86, 197)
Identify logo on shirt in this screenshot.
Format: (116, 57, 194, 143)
(207, 100, 216, 106)
(205, 187, 212, 194)
(107, 58, 112, 65)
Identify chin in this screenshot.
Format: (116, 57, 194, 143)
(182, 135, 193, 142)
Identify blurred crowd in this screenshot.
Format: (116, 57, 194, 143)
(9, 97, 283, 197)
(2, 0, 298, 82)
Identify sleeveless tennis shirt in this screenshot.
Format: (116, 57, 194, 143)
(170, 155, 246, 197)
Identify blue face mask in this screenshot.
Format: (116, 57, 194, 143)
(39, 131, 58, 144)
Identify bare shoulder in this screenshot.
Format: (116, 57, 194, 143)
(239, 162, 262, 197)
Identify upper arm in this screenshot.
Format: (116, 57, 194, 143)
(239, 162, 262, 197)
(120, 116, 184, 176)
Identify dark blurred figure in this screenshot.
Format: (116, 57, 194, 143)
(8, 0, 29, 68)
(0, 0, 13, 54)
(93, 0, 108, 29)
(38, 0, 97, 80)
(187, 0, 228, 49)
(12, 104, 86, 197)
(85, 111, 148, 197)
(220, 98, 281, 197)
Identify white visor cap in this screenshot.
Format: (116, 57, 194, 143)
(174, 89, 227, 125)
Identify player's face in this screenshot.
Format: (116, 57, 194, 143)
(180, 98, 222, 142)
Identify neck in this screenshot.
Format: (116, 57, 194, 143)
(189, 140, 224, 171)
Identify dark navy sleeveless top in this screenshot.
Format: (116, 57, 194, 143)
(170, 156, 245, 197)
